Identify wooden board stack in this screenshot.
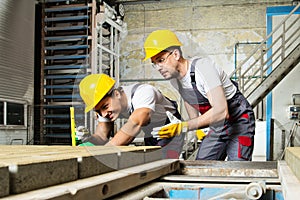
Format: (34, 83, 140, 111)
(0, 145, 170, 199)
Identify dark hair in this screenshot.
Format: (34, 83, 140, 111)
(165, 46, 182, 57)
(108, 87, 123, 98)
(102, 88, 114, 99)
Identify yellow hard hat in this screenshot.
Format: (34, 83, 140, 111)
(143, 30, 182, 61)
(79, 74, 115, 113)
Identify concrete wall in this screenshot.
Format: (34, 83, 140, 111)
(120, 0, 292, 75)
(118, 0, 297, 160)
(0, 128, 28, 145)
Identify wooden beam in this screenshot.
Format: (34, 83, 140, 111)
(0, 164, 9, 197)
(285, 147, 300, 181)
(278, 160, 300, 200)
(1, 159, 179, 200)
(0, 145, 162, 196)
(181, 160, 278, 177)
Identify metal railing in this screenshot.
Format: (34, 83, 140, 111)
(230, 4, 300, 106)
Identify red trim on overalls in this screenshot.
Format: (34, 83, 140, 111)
(192, 104, 211, 115)
(238, 136, 252, 159)
(227, 113, 249, 122)
(240, 113, 249, 119)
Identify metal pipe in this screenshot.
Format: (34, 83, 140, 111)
(114, 183, 164, 199)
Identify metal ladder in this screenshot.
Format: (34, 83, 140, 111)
(40, 0, 126, 145)
(88, 1, 127, 134)
(41, 0, 91, 144)
(230, 4, 300, 108)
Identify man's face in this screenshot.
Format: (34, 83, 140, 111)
(151, 50, 179, 80)
(94, 92, 122, 121)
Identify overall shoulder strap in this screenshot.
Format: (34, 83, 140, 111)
(176, 58, 201, 93)
(129, 83, 142, 114)
(190, 58, 201, 89)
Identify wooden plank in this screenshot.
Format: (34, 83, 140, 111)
(0, 164, 9, 198)
(9, 158, 78, 194)
(278, 161, 300, 200)
(0, 146, 80, 194)
(1, 159, 179, 200)
(0, 145, 162, 195)
(119, 151, 145, 169)
(0, 146, 160, 163)
(145, 148, 163, 163)
(285, 147, 300, 181)
(78, 153, 118, 178)
(181, 160, 278, 177)
(78, 146, 161, 178)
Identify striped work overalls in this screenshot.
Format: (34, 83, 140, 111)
(178, 59, 255, 161)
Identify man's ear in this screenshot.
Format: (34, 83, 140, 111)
(113, 89, 121, 99)
(173, 49, 180, 61)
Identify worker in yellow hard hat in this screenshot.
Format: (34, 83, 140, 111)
(79, 73, 184, 159)
(143, 30, 256, 161)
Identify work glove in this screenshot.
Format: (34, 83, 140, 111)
(195, 129, 206, 141)
(151, 111, 188, 139)
(75, 126, 91, 146)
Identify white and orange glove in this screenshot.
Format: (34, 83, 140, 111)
(151, 111, 188, 139)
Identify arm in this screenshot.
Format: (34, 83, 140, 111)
(106, 107, 152, 146)
(84, 122, 113, 145)
(184, 101, 199, 119)
(187, 85, 229, 130)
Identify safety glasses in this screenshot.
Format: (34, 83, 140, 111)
(152, 51, 173, 69)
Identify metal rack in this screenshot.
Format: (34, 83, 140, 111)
(40, 0, 126, 144)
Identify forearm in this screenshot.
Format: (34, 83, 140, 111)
(81, 122, 112, 145)
(105, 108, 151, 146)
(187, 105, 229, 131)
(187, 108, 219, 130)
(106, 114, 146, 146)
(107, 117, 143, 146)
(105, 129, 135, 146)
(93, 122, 113, 143)
(184, 101, 199, 119)
(84, 134, 108, 145)
(187, 86, 229, 131)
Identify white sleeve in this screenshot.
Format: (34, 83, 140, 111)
(131, 84, 156, 111)
(195, 57, 236, 99)
(195, 57, 222, 93)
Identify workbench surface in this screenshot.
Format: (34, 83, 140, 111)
(0, 145, 162, 197)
